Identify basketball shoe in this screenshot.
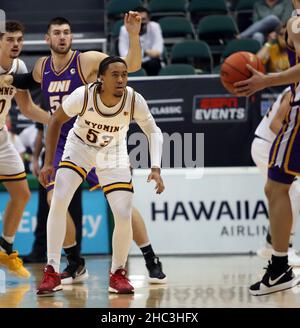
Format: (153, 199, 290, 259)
(249, 261, 298, 296)
(146, 256, 167, 284)
(36, 265, 62, 297)
(0, 250, 30, 278)
(60, 258, 89, 285)
(109, 269, 134, 294)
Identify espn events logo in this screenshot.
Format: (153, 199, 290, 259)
(192, 95, 248, 123)
(0, 10, 5, 33)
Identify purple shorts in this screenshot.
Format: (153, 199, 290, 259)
(46, 140, 100, 192)
(268, 105, 300, 184)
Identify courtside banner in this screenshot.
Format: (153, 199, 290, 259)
(128, 75, 262, 167)
(131, 167, 274, 254)
(0, 189, 110, 255)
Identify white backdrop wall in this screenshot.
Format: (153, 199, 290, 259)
(131, 168, 300, 254)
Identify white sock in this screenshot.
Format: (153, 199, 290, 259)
(272, 250, 288, 257)
(2, 234, 15, 244)
(63, 242, 77, 250)
(138, 241, 150, 248)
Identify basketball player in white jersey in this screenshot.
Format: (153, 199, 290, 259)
(234, 0, 300, 295)
(252, 88, 300, 266)
(0, 15, 167, 285)
(0, 21, 50, 278)
(37, 56, 164, 296)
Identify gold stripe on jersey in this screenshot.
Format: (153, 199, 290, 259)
(58, 160, 87, 180)
(50, 50, 77, 76)
(77, 54, 88, 84)
(79, 85, 89, 116)
(16, 59, 20, 73)
(102, 181, 134, 195)
(130, 91, 136, 121)
(93, 86, 128, 117)
(89, 184, 101, 191)
(40, 56, 49, 90)
(0, 171, 26, 182)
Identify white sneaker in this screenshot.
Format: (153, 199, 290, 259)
(256, 244, 272, 260)
(288, 248, 300, 266)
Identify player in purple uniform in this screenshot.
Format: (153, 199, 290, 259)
(234, 0, 300, 295)
(5, 15, 166, 284)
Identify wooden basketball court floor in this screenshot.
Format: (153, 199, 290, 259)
(1, 254, 300, 308)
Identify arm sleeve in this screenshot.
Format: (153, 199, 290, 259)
(62, 86, 86, 117)
(133, 92, 163, 168)
(12, 71, 41, 90)
(118, 25, 130, 57)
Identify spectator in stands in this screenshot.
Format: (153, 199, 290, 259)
(119, 6, 164, 76)
(237, 0, 293, 45)
(256, 24, 289, 72)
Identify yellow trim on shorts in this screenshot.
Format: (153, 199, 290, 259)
(58, 161, 87, 180)
(0, 171, 26, 182)
(89, 184, 101, 191)
(102, 181, 133, 195)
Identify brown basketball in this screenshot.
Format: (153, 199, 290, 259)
(220, 51, 265, 94)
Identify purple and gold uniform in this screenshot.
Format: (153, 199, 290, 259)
(41, 50, 98, 190)
(268, 32, 300, 184)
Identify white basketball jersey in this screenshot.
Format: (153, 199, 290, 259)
(65, 84, 136, 149)
(0, 58, 27, 129)
(254, 87, 290, 143)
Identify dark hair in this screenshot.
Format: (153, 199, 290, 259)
(90, 56, 127, 90)
(97, 56, 127, 77)
(0, 21, 25, 38)
(47, 17, 71, 32)
(134, 6, 150, 16)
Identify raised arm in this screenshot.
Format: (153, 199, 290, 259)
(80, 11, 142, 83)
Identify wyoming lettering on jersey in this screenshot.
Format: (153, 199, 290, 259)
(63, 84, 135, 149)
(41, 50, 86, 140)
(0, 58, 27, 129)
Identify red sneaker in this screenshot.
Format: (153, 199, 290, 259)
(109, 269, 134, 294)
(36, 265, 63, 297)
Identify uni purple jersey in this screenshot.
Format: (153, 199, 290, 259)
(41, 50, 86, 142)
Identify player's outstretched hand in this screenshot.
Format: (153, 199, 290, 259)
(234, 64, 267, 97)
(39, 164, 55, 188)
(147, 168, 165, 194)
(124, 11, 141, 36)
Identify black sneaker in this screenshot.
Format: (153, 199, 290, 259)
(249, 262, 298, 296)
(146, 256, 167, 284)
(60, 258, 89, 285)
